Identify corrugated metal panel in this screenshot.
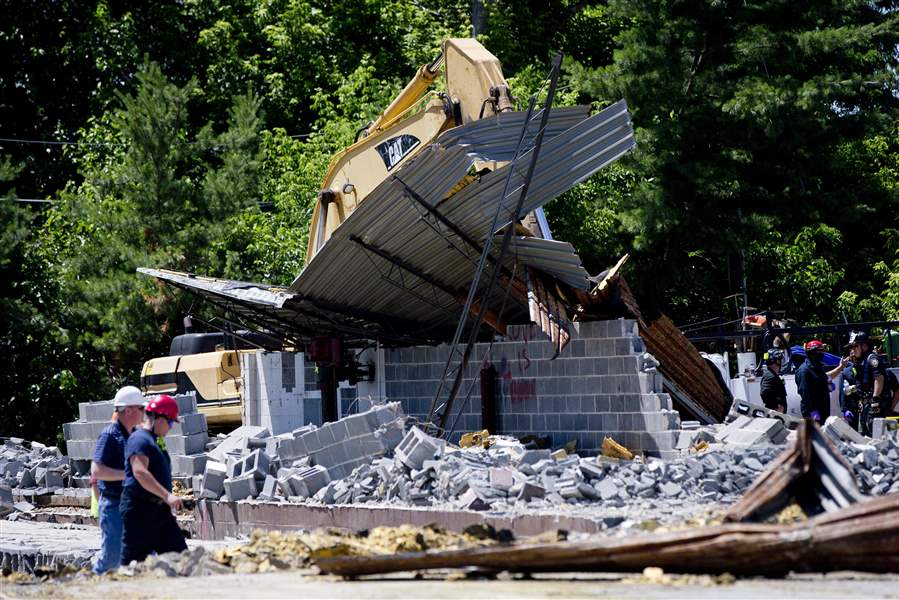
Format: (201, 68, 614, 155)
(510, 237, 590, 290)
(144, 101, 635, 345)
(436, 106, 590, 160)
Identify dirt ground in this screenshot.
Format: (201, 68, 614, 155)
(4, 570, 898, 599)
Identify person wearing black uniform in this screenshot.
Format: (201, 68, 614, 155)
(796, 340, 847, 423)
(759, 349, 787, 413)
(846, 331, 889, 436)
(120, 394, 187, 565)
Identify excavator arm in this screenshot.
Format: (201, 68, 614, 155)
(305, 38, 515, 262)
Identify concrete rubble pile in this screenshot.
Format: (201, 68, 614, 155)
(313, 428, 784, 511)
(837, 434, 899, 496)
(0, 437, 72, 515)
(197, 402, 406, 502)
(189, 402, 795, 510)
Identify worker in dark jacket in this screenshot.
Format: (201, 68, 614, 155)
(120, 394, 187, 565)
(759, 349, 787, 413)
(796, 340, 847, 423)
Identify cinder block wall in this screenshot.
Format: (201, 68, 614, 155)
(382, 319, 681, 457)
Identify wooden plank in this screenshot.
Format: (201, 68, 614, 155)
(314, 493, 899, 577)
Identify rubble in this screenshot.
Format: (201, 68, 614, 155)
(196, 402, 405, 502)
(0, 437, 71, 503)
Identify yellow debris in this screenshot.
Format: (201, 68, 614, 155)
(774, 503, 807, 524)
(212, 524, 500, 572)
(601, 437, 634, 460)
(459, 430, 492, 449)
(691, 440, 709, 454)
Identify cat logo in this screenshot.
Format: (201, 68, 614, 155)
(375, 134, 420, 171)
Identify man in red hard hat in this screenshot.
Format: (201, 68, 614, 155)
(795, 340, 848, 423)
(119, 394, 187, 565)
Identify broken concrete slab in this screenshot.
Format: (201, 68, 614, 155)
(823, 416, 868, 445)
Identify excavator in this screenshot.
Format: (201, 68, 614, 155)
(141, 38, 541, 426)
(307, 38, 533, 259)
(139, 38, 634, 427)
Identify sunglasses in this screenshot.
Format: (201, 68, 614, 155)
(166, 418, 176, 427)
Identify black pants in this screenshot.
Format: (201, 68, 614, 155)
(120, 491, 187, 565)
(860, 397, 889, 437)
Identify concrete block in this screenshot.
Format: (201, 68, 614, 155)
(171, 453, 208, 477)
(724, 429, 771, 448)
(258, 475, 277, 501)
(288, 465, 330, 498)
(578, 461, 604, 480)
(823, 416, 867, 445)
(241, 449, 271, 481)
(165, 432, 208, 456)
(299, 430, 320, 455)
(224, 473, 257, 501)
(65, 440, 95, 460)
(201, 461, 227, 499)
(170, 413, 207, 436)
(273, 436, 298, 461)
(715, 415, 752, 442)
(45, 470, 64, 489)
(172, 393, 198, 415)
(594, 478, 618, 500)
(488, 467, 515, 492)
(358, 432, 388, 457)
(79, 401, 115, 422)
(227, 457, 243, 479)
(675, 430, 698, 450)
(206, 425, 269, 462)
(17, 468, 35, 488)
(395, 427, 444, 470)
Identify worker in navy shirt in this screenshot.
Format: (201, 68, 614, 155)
(120, 394, 187, 564)
(796, 340, 848, 423)
(90, 386, 146, 574)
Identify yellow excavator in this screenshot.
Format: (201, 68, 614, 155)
(142, 38, 527, 427)
(307, 38, 521, 260)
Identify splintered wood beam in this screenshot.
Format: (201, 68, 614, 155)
(314, 493, 899, 577)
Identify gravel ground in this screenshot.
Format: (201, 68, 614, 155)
(5, 569, 898, 599)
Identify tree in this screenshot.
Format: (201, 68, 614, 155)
(574, 0, 899, 323)
(0, 157, 87, 442)
(42, 63, 265, 382)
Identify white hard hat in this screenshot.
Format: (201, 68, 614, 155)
(113, 385, 146, 408)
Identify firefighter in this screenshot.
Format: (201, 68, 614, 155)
(759, 349, 787, 413)
(845, 331, 890, 436)
(120, 394, 187, 565)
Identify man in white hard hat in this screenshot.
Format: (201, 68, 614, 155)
(90, 385, 145, 574)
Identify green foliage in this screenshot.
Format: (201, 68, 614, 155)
(2, 0, 899, 442)
(572, 0, 899, 322)
(42, 63, 265, 381)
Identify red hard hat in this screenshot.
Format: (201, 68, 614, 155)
(145, 394, 180, 422)
(804, 340, 826, 352)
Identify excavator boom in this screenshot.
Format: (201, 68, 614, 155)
(305, 38, 514, 262)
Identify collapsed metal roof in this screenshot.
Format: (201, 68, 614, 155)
(140, 101, 635, 347)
